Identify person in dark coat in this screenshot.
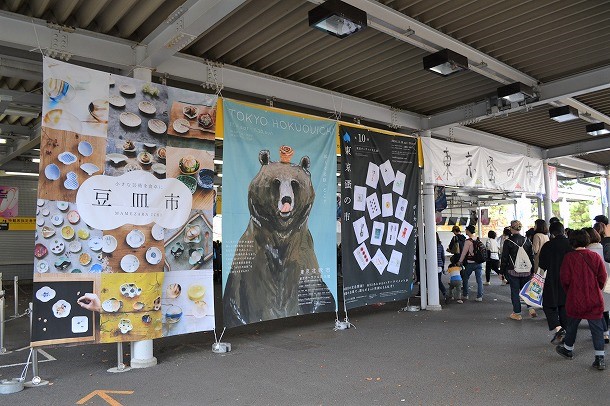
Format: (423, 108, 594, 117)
(538, 222, 571, 345)
(556, 229, 607, 371)
(500, 220, 535, 320)
(447, 225, 466, 264)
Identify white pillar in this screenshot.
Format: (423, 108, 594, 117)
(542, 159, 553, 222)
(536, 198, 543, 220)
(421, 130, 441, 310)
(130, 66, 157, 369)
(476, 206, 482, 238)
(606, 171, 610, 218)
(417, 189, 427, 310)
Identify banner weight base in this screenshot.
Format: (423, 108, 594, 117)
(107, 364, 132, 373)
(211, 342, 231, 353)
(23, 377, 49, 387)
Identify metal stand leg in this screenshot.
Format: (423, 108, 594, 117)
(24, 303, 49, 387)
(0, 293, 7, 354)
(107, 342, 131, 373)
(13, 276, 18, 318)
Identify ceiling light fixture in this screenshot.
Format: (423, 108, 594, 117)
(497, 82, 535, 103)
(548, 105, 579, 123)
(586, 122, 610, 136)
(423, 49, 468, 76)
(3, 171, 39, 177)
(3, 106, 40, 118)
(213, 159, 223, 165)
(309, 0, 367, 39)
(0, 138, 6, 144)
(31, 158, 40, 163)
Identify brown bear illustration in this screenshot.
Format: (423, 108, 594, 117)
(223, 147, 336, 327)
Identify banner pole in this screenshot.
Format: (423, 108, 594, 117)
(107, 342, 131, 373)
(24, 302, 49, 387)
(13, 276, 18, 318)
(0, 291, 6, 354)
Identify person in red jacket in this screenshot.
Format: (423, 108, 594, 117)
(556, 229, 608, 371)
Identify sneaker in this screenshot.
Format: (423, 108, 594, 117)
(483, 282, 491, 286)
(529, 308, 537, 318)
(604, 334, 609, 344)
(592, 356, 606, 370)
(462, 295, 469, 300)
(475, 297, 482, 302)
(551, 328, 566, 346)
(555, 345, 573, 359)
(456, 300, 463, 304)
(509, 312, 522, 321)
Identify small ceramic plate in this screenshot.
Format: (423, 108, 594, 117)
(119, 112, 142, 127)
(36, 286, 55, 302)
(36, 217, 45, 227)
(108, 95, 126, 107)
(155, 147, 166, 161)
(80, 163, 100, 176)
(183, 105, 198, 119)
(68, 240, 82, 253)
(67, 210, 80, 224)
(52, 300, 71, 318)
(58, 151, 77, 165)
(151, 223, 164, 241)
(138, 101, 156, 115)
(44, 163, 60, 180)
(102, 298, 122, 313)
(102, 234, 118, 253)
(56, 201, 69, 211)
(89, 263, 103, 273)
(124, 163, 141, 172)
(173, 118, 190, 134)
(34, 243, 48, 258)
(146, 247, 162, 265)
(120, 254, 140, 273)
(36, 260, 49, 273)
(89, 237, 103, 251)
(41, 226, 55, 238)
(126, 229, 145, 248)
(51, 213, 63, 226)
(120, 283, 142, 298)
(61, 225, 75, 240)
(148, 119, 167, 134)
(137, 151, 153, 165)
(78, 141, 93, 157)
(64, 173, 79, 190)
(77, 228, 90, 240)
(41, 208, 50, 216)
(71, 316, 89, 333)
(152, 163, 166, 175)
(79, 252, 91, 266)
(37, 199, 45, 207)
(50, 239, 65, 254)
(119, 84, 136, 95)
(107, 153, 128, 164)
(177, 175, 197, 194)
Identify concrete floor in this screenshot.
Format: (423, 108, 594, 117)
(0, 278, 607, 406)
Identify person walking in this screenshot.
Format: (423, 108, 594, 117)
(436, 233, 447, 302)
(539, 222, 571, 344)
(447, 225, 466, 264)
(457, 225, 483, 302)
(500, 220, 535, 320)
(532, 219, 549, 272)
(592, 222, 610, 343)
(556, 229, 607, 371)
(498, 227, 511, 285)
(484, 230, 500, 285)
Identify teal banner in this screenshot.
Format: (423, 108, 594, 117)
(222, 99, 338, 327)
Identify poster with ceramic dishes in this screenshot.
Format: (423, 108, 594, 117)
(38, 128, 106, 202)
(31, 280, 96, 346)
(107, 75, 169, 147)
(42, 57, 109, 137)
(166, 88, 217, 142)
(99, 273, 164, 343)
(161, 270, 214, 336)
(163, 211, 213, 272)
(340, 125, 420, 310)
(33, 199, 103, 280)
(100, 224, 164, 274)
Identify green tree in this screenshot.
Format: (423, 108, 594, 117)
(569, 200, 594, 229)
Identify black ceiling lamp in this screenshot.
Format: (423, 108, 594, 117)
(548, 105, 580, 123)
(497, 82, 535, 103)
(423, 49, 468, 76)
(308, 0, 367, 39)
(586, 122, 610, 136)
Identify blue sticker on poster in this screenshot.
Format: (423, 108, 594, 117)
(221, 99, 338, 327)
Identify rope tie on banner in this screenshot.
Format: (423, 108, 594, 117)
(330, 92, 344, 122)
(19, 348, 33, 381)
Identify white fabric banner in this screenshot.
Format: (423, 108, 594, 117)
(421, 138, 543, 193)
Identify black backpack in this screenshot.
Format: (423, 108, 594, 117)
(471, 238, 487, 264)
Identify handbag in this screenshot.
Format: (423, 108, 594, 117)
(519, 269, 546, 309)
(577, 251, 609, 294)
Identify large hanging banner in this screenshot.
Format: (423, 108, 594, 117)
(340, 125, 419, 309)
(222, 99, 337, 327)
(421, 138, 543, 193)
(31, 57, 216, 346)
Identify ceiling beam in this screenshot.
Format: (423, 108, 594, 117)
(428, 65, 610, 130)
(545, 136, 610, 159)
(336, 0, 537, 87)
(139, 0, 247, 68)
(553, 155, 606, 175)
(0, 123, 32, 136)
(0, 88, 42, 106)
(0, 133, 40, 167)
(560, 98, 610, 127)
